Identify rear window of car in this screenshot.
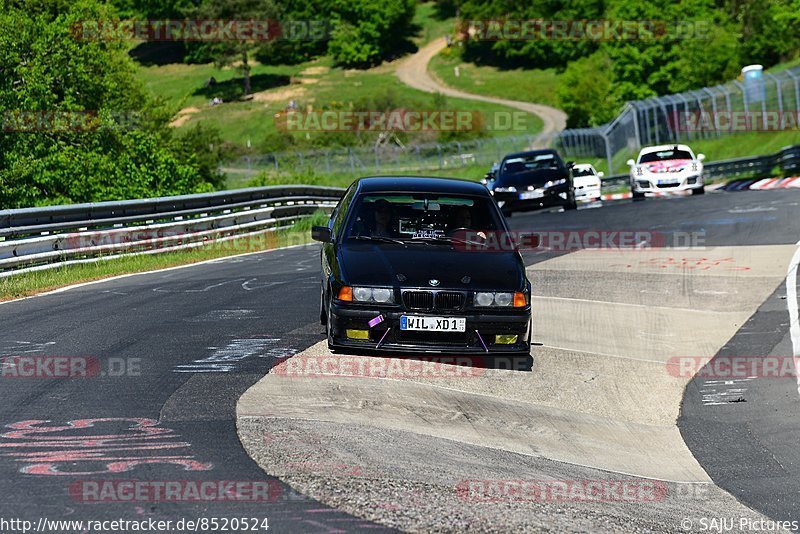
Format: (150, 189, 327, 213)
(344, 193, 502, 242)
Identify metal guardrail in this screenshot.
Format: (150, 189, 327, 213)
(0, 185, 344, 277)
(601, 144, 800, 189)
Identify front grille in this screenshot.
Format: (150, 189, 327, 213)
(403, 291, 434, 310)
(657, 182, 680, 188)
(435, 291, 465, 310)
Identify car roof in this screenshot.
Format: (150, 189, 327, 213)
(501, 149, 560, 161)
(354, 176, 490, 196)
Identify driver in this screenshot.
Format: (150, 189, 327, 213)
(448, 205, 486, 240)
(371, 199, 393, 237)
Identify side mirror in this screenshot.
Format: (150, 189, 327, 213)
(597, 171, 604, 178)
(566, 161, 575, 168)
(626, 159, 635, 167)
(697, 153, 706, 161)
(311, 226, 331, 243)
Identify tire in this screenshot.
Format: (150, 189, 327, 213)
(691, 186, 705, 195)
(501, 207, 513, 218)
(319, 284, 327, 325)
(631, 189, 645, 201)
(563, 189, 578, 210)
(325, 296, 334, 351)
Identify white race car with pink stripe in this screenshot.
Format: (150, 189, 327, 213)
(627, 144, 706, 199)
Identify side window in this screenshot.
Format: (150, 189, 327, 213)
(331, 185, 356, 240)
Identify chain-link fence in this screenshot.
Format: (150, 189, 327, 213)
(224, 134, 554, 183)
(555, 66, 800, 174)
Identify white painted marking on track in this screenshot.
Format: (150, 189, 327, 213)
(174, 338, 298, 373)
(152, 278, 247, 293)
(786, 239, 800, 396)
(0, 242, 314, 307)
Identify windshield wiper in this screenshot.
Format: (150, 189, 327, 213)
(419, 234, 487, 247)
(352, 235, 407, 246)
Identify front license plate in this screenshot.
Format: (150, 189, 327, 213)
(400, 316, 466, 332)
(519, 190, 544, 200)
(657, 179, 679, 185)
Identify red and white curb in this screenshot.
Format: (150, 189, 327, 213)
(748, 177, 800, 190)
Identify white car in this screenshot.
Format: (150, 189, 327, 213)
(627, 144, 705, 199)
(571, 164, 603, 202)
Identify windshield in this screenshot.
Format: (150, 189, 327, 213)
(572, 167, 596, 177)
(501, 153, 563, 175)
(639, 149, 693, 163)
(345, 193, 502, 243)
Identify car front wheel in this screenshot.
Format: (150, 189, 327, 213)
(563, 189, 577, 210)
(692, 186, 705, 195)
(319, 284, 327, 325)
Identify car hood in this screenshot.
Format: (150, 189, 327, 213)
(338, 243, 526, 291)
(641, 159, 694, 174)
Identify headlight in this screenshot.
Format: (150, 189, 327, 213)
(475, 292, 495, 306)
(543, 179, 567, 188)
(494, 292, 513, 306)
(493, 186, 517, 193)
(352, 286, 394, 303)
(474, 291, 527, 307)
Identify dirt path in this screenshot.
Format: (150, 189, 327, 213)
(396, 37, 567, 147)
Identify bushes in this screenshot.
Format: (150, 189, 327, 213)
(0, 0, 223, 208)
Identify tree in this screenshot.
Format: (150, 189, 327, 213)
(188, 0, 279, 97)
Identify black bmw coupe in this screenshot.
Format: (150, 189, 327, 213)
(312, 176, 532, 357)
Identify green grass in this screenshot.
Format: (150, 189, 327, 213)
(428, 48, 561, 108)
(0, 220, 324, 301)
(412, 2, 456, 46)
(138, 61, 315, 114)
(140, 59, 542, 155)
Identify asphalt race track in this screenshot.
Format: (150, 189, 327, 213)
(1, 188, 799, 532)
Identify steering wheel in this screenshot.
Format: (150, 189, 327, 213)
(450, 227, 487, 245)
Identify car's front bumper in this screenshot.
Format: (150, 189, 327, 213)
(492, 185, 570, 212)
(575, 185, 601, 201)
(632, 174, 704, 193)
(328, 302, 531, 354)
